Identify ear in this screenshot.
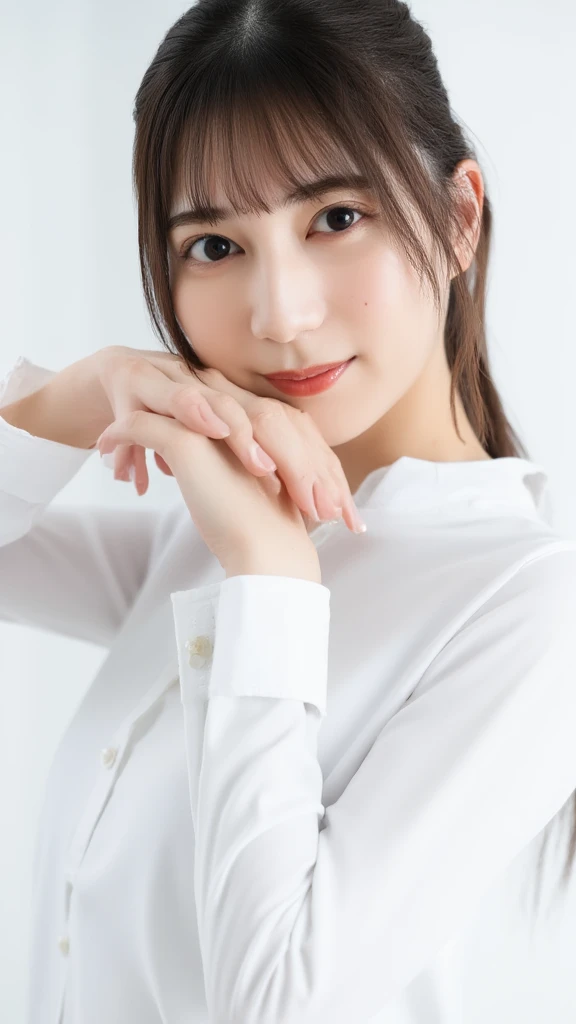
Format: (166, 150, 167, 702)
(450, 159, 484, 277)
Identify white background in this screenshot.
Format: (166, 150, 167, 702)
(0, 1, 575, 1020)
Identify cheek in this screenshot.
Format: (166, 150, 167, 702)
(170, 275, 238, 362)
(334, 246, 435, 347)
(334, 246, 441, 406)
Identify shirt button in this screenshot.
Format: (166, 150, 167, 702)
(100, 747, 118, 769)
(58, 935, 70, 956)
(185, 635, 214, 669)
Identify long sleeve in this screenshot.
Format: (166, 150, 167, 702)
(0, 356, 164, 647)
(171, 549, 576, 1024)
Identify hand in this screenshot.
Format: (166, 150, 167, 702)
(93, 346, 366, 535)
(96, 407, 323, 581)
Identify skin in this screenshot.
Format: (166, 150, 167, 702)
(168, 156, 491, 501)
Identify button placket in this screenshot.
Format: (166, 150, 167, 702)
(63, 661, 180, 888)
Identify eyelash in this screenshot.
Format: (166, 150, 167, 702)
(178, 203, 372, 267)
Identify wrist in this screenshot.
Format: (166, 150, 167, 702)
(225, 552, 322, 583)
(31, 354, 113, 450)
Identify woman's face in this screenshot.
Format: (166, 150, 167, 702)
(167, 162, 474, 453)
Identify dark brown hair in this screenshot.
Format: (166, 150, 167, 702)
(131, 0, 574, 896)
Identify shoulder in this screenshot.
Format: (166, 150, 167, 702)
(478, 542, 576, 628)
(412, 543, 576, 706)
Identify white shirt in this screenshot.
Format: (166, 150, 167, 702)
(2, 354, 576, 1024)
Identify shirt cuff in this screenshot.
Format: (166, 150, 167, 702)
(0, 355, 95, 503)
(171, 574, 331, 715)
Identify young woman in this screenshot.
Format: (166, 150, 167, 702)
(2, 1, 576, 1021)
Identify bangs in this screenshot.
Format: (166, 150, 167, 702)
(171, 83, 385, 225)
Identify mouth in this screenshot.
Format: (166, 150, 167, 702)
(264, 359, 355, 381)
(263, 357, 356, 397)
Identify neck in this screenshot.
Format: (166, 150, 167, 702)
(332, 340, 491, 496)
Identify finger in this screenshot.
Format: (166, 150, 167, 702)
(116, 357, 232, 439)
(121, 359, 284, 492)
(182, 390, 286, 482)
(112, 443, 136, 483)
(286, 415, 365, 533)
(117, 355, 359, 528)
(154, 451, 174, 477)
(317, 461, 365, 535)
(102, 354, 213, 488)
(167, 362, 365, 531)
(104, 360, 160, 487)
(227, 401, 343, 525)
(141, 361, 319, 518)
(97, 409, 189, 461)
(172, 364, 354, 528)
(130, 444, 149, 496)
(107, 357, 285, 501)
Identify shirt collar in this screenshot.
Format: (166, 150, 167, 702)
(352, 456, 551, 521)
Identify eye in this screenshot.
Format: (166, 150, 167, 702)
(179, 204, 369, 267)
(314, 206, 364, 234)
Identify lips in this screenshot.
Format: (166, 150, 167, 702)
(264, 360, 353, 381)
(264, 357, 355, 396)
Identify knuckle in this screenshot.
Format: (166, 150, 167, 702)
(251, 398, 285, 424)
(211, 392, 237, 413)
(99, 346, 130, 378)
(326, 450, 345, 473)
(171, 385, 201, 412)
(117, 354, 144, 380)
(126, 408, 145, 431)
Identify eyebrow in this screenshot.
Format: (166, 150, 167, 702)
(168, 173, 373, 231)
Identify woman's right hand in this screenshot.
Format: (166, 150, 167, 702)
(91, 345, 366, 534)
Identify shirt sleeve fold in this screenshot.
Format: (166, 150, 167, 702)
(171, 551, 576, 1024)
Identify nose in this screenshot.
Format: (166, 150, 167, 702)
(249, 247, 325, 344)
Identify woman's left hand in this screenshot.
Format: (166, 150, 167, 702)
(96, 408, 324, 582)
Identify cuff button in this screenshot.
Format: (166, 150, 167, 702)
(185, 634, 214, 669)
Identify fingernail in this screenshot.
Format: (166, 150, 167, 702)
(352, 506, 368, 533)
(250, 442, 277, 472)
(128, 466, 136, 483)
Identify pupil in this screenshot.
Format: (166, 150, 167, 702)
(327, 208, 353, 231)
(206, 237, 229, 261)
